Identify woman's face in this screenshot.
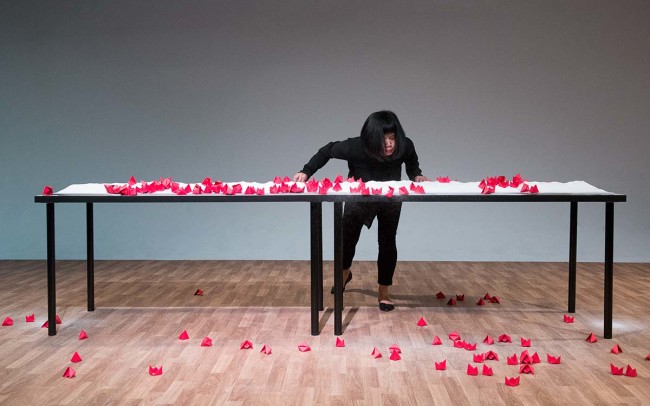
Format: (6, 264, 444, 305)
(384, 132, 396, 156)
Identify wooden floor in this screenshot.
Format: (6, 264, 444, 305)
(0, 260, 648, 405)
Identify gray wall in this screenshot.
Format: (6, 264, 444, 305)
(1, 0, 648, 261)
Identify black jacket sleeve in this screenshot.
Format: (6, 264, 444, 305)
(300, 139, 353, 179)
(404, 138, 423, 181)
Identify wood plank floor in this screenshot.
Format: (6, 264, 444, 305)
(0, 260, 648, 405)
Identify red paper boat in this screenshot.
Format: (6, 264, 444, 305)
(261, 344, 272, 355)
(2, 317, 13, 326)
(71, 352, 82, 363)
(79, 330, 88, 340)
(371, 347, 382, 359)
(519, 365, 534, 374)
(586, 332, 598, 343)
(389, 350, 401, 361)
(417, 317, 427, 327)
(240, 340, 253, 350)
(483, 335, 494, 345)
(505, 377, 520, 387)
(610, 364, 624, 375)
(484, 351, 499, 361)
(335, 337, 345, 347)
(466, 364, 478, 376)
(432, 336, 442, 345)
(25, 314, 35, 323)
(149, 366, 163, 376)
(435, 360, 446, 370)
(563, 314, 574, 323)
(611, 344, 623, 354)
(298, 343, 311, 352)
(482, 365, 493, 376)
(448, 331, 461, 341)
(178, 330, 190, 340)
(201, 337, 213, 347)
(547, 354, 561, 364)
(625, 365, 637, 378)
(62, 367, 76, 378)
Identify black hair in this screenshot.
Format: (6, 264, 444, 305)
(360, 110, 406, 161)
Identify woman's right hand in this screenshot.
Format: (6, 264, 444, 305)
(293, 172, 308, 182)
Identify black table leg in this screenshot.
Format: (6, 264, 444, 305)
(87, 203, 95, 311)
(334, 202, 343, 335)
(604, 203, 614, 339)
(568, 202, 577, 313)
(46, 203, 56, 336)
(310, 203, 320, 335)
(316, 203, 323, 311)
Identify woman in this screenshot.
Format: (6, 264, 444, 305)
(294, 110, 429, 311)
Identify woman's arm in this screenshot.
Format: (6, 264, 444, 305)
(294, 140, 352, 181)
(404, 138, 428, 181)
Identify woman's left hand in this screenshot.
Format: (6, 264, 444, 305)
(414, 176, 431, 182)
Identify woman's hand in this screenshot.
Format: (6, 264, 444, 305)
(414, 175, 431, 182)
(293, 172, 308, 182)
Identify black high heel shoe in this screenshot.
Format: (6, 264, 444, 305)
(330, 271, 352, 294)
(378, 300, 395, 312)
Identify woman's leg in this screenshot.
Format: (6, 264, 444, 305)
(376, 202, 402, 307)
(341, 202, 367, 287)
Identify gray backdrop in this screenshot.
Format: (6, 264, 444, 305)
(1, 0, 648, 261)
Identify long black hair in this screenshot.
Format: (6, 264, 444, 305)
(360, 110, 406, 161)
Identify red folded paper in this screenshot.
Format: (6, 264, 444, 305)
(178, 330, 190, 340)
(505, 376, 520, 387)
(521, 337, 531, 347)
(447, 298, 456, 306)
(244, 186, 256, 195)
(436, 291, 445, 299)
(530, 185, 539, 193)
(476, 298, 486, 306)
(26, 314, 35, 323)
(240, 340, 253, 350)
(453, 340, 465, 349)
(585, 332, 598, 343)
(273, 176, 282, 184)
(646, 353, 650, 361)
(417, 317, 427, 327)
(261, 344, 272, 355)
(71, 352, 82, 363)
(531, 352, 541, 364)
(467, 364, 479, 376)
(332, 183, 342, 192)
(62, 367, 76, 379)
(149, 366, 163, 376)
(611, 344, 623, 355)
(563, 314, 574, 323)
(336, 337, 345, 347)
(520, 350, 532, 365)
(298, 342, 311, 352)
(432, 336, 442, 345)
(547, 354, 561, 364)
(385, 187, 394, 198)
(610, 363, 624, 375)
(448, 331, 461, 341)
(519, 365, 534, 374)
(437, 177, 451, 183)
(305, 179, 319, 193)
(389, 350, 401, 361)
(128, 176, 137, 186)
(483, 335, 494, 345)
(489, 296, 500, 304)
(484, 351, 499, 361)
(290, 184, 305, 193)
(2, 317, 12, 326)
(482, 365, 494, 376)
(507, 354, 519, 365)
(194, 289, 204, 296)
(463, 342, 477, 351)
(473, 353, 484, 363)
(435, 360, 447, 370)
(79, 330, 88, 340)
(398, 186, 409, 195)
(371, 347, 382, 359)
(511, 174, 524, 188)
(498, 334, 511, 343)
(371, 187, 382, 195)
(625, 364, 637, 378)
(456, 294, 464, 301)
(334, 175, 344, 183)
(43, 186, 53, 195)
(201, 337, 212, 347)
(389, 344, 401, 353)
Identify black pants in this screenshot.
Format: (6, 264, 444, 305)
(342, 202, 402, 286)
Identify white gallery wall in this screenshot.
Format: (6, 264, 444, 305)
(1, 0, 648, 261)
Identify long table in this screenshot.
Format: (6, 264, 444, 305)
(35, 185, 626, 338)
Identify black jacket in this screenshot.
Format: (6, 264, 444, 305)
(300, 137, 423, 182)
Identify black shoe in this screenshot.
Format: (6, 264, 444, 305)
(378, 301, 395, 312)
(330, 271, 352, 294)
